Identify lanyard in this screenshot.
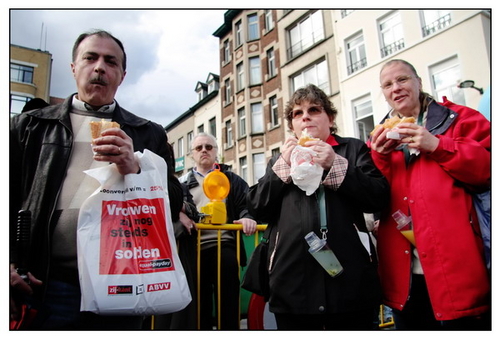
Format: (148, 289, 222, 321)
(404, 106, 426, 165)
(317, 185, 328, 240)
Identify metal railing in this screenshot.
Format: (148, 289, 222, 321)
(347, 58, 368, 75)
(422, 13, 451, 37)
(380, 38, 405, 58)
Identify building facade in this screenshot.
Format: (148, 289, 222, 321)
(212, 10, 285, 184)
(166, 9, 490, 185)
(10, 44, 53, 116)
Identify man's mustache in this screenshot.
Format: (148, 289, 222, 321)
(89, 76, 108, 86)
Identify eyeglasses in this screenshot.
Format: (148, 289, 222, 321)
(290, 105, 325, 119)
(192, 144, 215, 152)
(381, 75, 413, 91)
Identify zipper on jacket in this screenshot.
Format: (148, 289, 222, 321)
(268, 231, 279, 272)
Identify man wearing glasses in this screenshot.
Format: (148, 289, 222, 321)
(176, 132, 256, 329)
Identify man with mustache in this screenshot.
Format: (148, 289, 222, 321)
(9, 29, 183, 329)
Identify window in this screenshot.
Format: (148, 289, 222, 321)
(198, 124, 204, 133)
(379, 12, 404, 58)
(287, 11, 324, 59)
(196, 82, 207, 101)
(267, 48, 276, 78)
(249, 57, 262, 85)
(10, 94, 31, 116)
(265, 10, 274, 32)
(292, 59, 329, 94)
(235, 21, 242, 47)
(421, 10, 451, 37)
(251, 103, 264, 133)
(270, 96, 279, 128)
(248, 13, 259, 41)
(208, 81, 216, 94)
(237, 62, 245, 91)
(346, 33, 367, 75)
(177, 137, 184, 157)
(238, 107, 246, 137)
(11, 63, 34, 83)
(209, 117, 216, 138)
(225, 120, 233, 148)
(239, 156, 248, 182)
(224, 78, 232, 104)
(430, 57, 465, 105)
(253, 153, 266, 184)
(223, 39, 230, 63)
(187, 131, 194, 153)
(207, 74, 218, 93)
(352, 95, 374, 142)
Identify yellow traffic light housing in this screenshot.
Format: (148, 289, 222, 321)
(199, 165, 230, 225)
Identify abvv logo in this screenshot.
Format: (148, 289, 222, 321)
(147, 282, 171, 292)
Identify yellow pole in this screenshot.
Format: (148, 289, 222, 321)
(193, 223, 267, 330)
(197, 229, 201, 330)
(217, 229, 222, 330)
(236, 230, 241, 329)
(196, 223, 267, 231)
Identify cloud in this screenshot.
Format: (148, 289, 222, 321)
(10, 9, 224, 127)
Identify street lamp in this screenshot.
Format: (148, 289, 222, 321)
(458, 80, 484, 95)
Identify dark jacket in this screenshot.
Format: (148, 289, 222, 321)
(247, 135, 389, 315)
(179, 164, 252, 266)
(9, 94, 183, 297)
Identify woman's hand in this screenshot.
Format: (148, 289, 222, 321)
(397, 123, 439, 153)
(305, 140, 336, 170)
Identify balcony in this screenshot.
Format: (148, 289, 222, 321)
(347, 58, 368, 75)
(380, 38, 405, 58)
(422, 13, 451, 37)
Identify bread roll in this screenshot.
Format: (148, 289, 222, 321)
(298, 129, 319, 146)
(90, 119, 120, 139)
(370, 116, 416, 135)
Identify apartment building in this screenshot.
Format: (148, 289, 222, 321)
(10, 44, 53, 116)
(166, 9, 490, 185)
(212, 9, 284, 185)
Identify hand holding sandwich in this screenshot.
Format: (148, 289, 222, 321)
(91, 121, 140, 175)
(370, 118, 439, 155)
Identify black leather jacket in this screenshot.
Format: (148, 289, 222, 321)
(9, 94, 183, 295)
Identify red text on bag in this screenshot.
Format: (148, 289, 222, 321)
(99, 198, 174, 275)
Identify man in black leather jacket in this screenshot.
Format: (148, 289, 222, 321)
(9, 29, 182, 330)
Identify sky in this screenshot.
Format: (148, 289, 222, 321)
(7, 4, 496, 129)
(9, 8, 226, 127)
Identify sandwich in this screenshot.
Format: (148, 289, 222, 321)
(370, 116, 416, 136)
(297, 128, 319, 146)
(90, 119, 120, 139)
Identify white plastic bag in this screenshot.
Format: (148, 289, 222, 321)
(77, 149, 191, 315)
(290, 146, 323, 196)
